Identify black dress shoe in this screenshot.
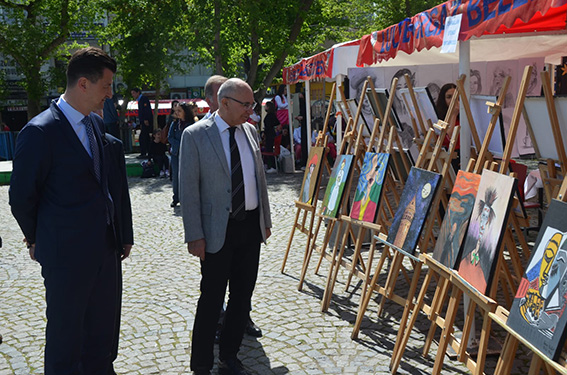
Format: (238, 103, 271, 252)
(218, 358, 249, 375)
(170, 200, 179, 208)
(245, 319, 262, 337)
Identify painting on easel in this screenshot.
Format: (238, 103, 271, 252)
(350, 152, 390, 223)
(507, 199, 567, 361)
(321, 155, 355, 218)
(386, 167, 441, 255)
(457, 169, 516, 295)
(432, 171, 481, 270)
(299, 146, 325, 205)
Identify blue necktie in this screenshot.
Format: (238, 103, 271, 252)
(82, 115, 101, 183)
(229, 127, 245, 221)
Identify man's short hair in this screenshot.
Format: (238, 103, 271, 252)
(217, 78, 247, 102)
(67, 47, 117, 87)
(131, 88, 141, 94)
(204, 75, 227, 99)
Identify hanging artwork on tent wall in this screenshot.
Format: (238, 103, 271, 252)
(321, 155, 355, 218)
(350, 152, 390, 223)
(457, 169, 516, 295)
(507, 199, 567, 361)
(432, 171, 481, 270)
(299, 146, 325, 205)
(386, 166, 441, 255)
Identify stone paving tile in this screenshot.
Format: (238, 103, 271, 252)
(0, 171, 534, 374)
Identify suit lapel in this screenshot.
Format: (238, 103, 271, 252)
(50, 102, 96, 177)
(205, 119, 230, 177)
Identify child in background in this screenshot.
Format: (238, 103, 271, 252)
(149, 132, 169, 178)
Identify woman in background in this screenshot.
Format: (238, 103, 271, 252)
(168, 102, 195, 207)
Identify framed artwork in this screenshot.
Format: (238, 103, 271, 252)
(347, 98, 372, 137)
(457, 169, 516, 295)
(348, 66, 386, 133)
(366, 87, 402, 132)
(470, 95, 506, 157)
(299, 146, 325, 205)
(524, 96, 567, 161)
(386, 167, 442, 255)
(350, 152, 390, 223)
(321, 155, 355, 218)
(432, 171, 482, 269)
(399, 86, 438, 136)
(507, 199, 567, 361)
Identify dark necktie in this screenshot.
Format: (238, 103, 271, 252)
(82, 115, 101, 183)
(229, 126, 246, 221)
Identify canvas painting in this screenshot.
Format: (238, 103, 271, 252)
(350, 152, 390, 223)
(299, 146, 325, 205)
(507, 200, 567, 361)
(321, 155, 355, 218)
(399, 86, 438, 137)
(432, 171, 482, 269)
(457, 169, 516, 295)
(386, 167, 442, 255)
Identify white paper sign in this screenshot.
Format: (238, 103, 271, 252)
(441, 14, 462, 54)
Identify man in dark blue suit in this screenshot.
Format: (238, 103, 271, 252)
(9, 47, 133, 375)
(131, 87, 153, 158)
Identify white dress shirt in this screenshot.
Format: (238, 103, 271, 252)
(214, 113, 259, 211)
(57, 96, 95, 157)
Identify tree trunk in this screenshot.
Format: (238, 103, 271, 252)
(260, 0, 315, 92)
(247, 30, 260, 89)
(25, 64, 43, 120)
(213, 0, 223, 75)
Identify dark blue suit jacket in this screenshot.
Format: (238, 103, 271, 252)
(10, 101, 121, 267)
(138, 94, 153, 128)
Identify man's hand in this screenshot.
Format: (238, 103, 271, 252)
(23, 238, 36, 261)
(187, 239, 206, 261)
(266, 228, 272, 240)
(121, 244, 133, 261)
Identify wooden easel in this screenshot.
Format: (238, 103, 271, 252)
(389, 66, 535, 375)
(280, 84, 337, 275)
(317, 76, 413, 312)
(348, 118, 460, 338)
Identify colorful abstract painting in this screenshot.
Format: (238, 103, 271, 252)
(350, 152, 390, 223)
(507, 200, 567, 361)
(386, 167, 441, 255)
(299, 146, 325, 205)
(432, 171, 481, 269)
(321, 155, 355, 218)
(457, 169, 516, 295)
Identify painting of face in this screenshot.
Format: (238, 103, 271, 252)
(350, 152, 389, 223)
(299, 146, 325, 204)
(457, 169, 516, 294)
(508, 199, 567, 361)
(432, 171, 481, 269)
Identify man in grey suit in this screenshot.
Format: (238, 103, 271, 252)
(179, 78, 272, 375)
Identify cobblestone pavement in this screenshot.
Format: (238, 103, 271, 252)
(0, 171, 533, 374)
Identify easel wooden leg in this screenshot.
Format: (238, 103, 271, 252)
(298, 215, 332, 291)
(281, 208, 302, 273)
(432, 286, 462, 375)
(321, 220, 350, 312)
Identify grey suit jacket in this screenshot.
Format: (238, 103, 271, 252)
(179, 116, 272, 254)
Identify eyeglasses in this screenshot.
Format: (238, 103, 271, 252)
(226, 96, 256, 110)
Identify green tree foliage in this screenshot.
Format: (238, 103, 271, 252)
(0, 0, 99, 118)
(99, 0, 191, 128)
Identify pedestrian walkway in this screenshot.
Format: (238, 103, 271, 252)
(0, 173, 533, 374)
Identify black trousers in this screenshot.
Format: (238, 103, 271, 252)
(42, 228, 120, 375)
(190, 209, 262, 371)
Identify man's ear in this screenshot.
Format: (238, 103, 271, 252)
(77, 77, 89, 92)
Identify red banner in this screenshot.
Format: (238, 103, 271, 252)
(283, 49, 334, 85)
(357, 0, 567, 66)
